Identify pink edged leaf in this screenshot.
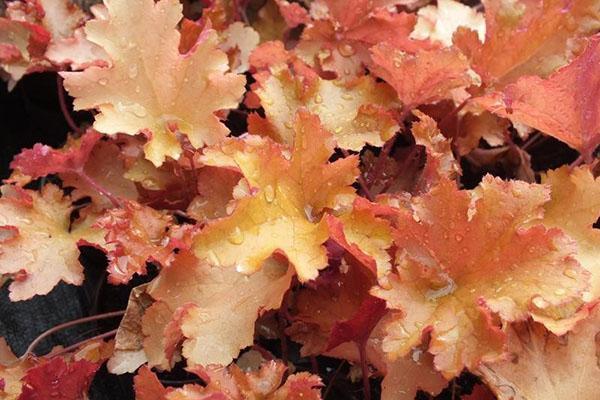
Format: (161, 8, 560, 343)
(10, 130, 102, 179)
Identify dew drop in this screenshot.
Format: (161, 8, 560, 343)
(563, 268, 577, 279)
(411, 347, 423, 363)
(98, 78, 108, 86)
(228, 226, 245, 245)
(454, 234, 463, 242)
(207, 250, 221, 266)
(263, 185, 276, 203)
(532, 296, 548, 309)
(304, 205, 315, 222)
(128, 63, 138, 78)
(318, 49, 332, 59)
(314, 94, 323, 104)
(554, 288, 566, 296)
(17, 217, 32, 225)
(338, 43, 356, 57)
(132, 104, 147, 118)
(142, 178, 159, 190)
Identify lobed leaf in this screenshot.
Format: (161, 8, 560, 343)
(62, 0, 246, 166)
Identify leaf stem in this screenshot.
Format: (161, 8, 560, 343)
(22, 310, 125, 358)
(56, 75, 82, 135)
(358, 341, 371, 400)
(310, 355, 319, 374)
(438, 98, 469, 131)
(77, 170, 122, 208)
(569, 155, 584, 169)
(323, 360, 345, 399)
(521, 132, 542, 151)
(48, 329, 117, 358)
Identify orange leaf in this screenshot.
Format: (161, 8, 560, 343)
(381, 351, 447, 400)
(133, 366, 169, 400)
(296, 2, 418, 79)
(457, 0, 600, 86)
(476, 35, 600, 160)
(373, 177, 590, 378)
(19, 357, 100, 400)
(370, 43, 476, 112)
(411, 110, 460, 191)
(411, 0, 485, 47)
(326, 197, 394, 278)
(95, 201, 191, 284)
(0, 17, 50, 86)
(287, 262, 382, 364)
(186, 166, 242, 223)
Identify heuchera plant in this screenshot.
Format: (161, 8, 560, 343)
(1, 0, 600, 399)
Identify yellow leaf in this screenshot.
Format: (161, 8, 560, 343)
(193, 111, 359, 281)
(252, 67, 399, 150)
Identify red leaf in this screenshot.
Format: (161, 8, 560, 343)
(326, 295, 387, 350)
(18, 358, 99, 400)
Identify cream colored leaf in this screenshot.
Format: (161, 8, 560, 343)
(0, 185, 102, 301)
(540, 166, 600, 299)
(411, 0, 485, 46)
(479, 304, 600, 400)
(62, 0, 246, 166)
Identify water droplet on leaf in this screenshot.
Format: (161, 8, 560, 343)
(228, 226, 245, 245)
(263, 185, 275, 203)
